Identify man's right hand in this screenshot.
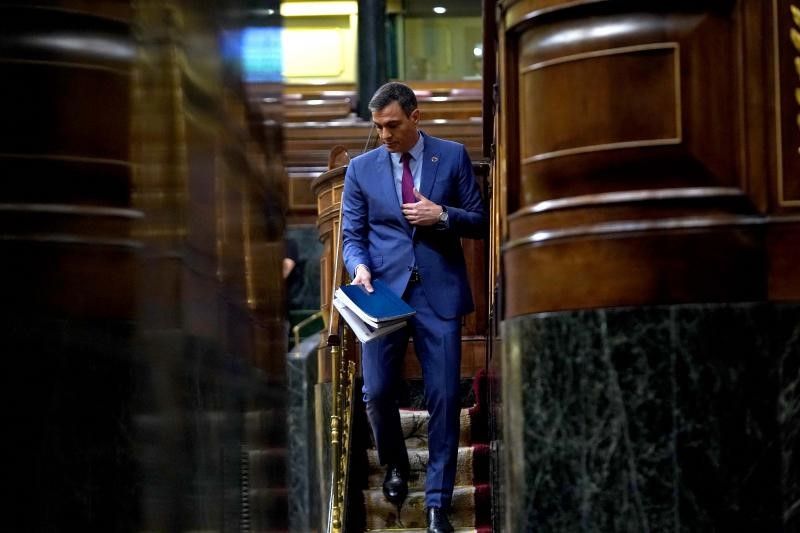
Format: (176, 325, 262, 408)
(352, 264, 374, 293)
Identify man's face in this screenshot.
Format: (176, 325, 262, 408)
(371, 101, 420, 153)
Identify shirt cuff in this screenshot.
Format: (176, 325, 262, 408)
(355, 263, 370, 277)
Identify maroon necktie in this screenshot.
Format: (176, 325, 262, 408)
(400, 152, 416, 204)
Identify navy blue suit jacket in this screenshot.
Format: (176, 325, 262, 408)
(342, 132, 486, 319)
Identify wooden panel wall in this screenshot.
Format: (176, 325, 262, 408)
(496, 0, 800, 317)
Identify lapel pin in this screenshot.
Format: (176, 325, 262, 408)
(431, 156, 439, 163)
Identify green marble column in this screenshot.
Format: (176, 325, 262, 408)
(501, 303, 799, 532)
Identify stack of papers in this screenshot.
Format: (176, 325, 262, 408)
(333, 279, 416, 343)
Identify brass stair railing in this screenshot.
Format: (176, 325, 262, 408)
(325, 159, 356, 533)
(328, 329, 356, 533)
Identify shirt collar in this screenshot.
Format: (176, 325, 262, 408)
(390, 131, 424, 164)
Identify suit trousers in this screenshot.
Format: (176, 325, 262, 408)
(361, 277, 462, 509)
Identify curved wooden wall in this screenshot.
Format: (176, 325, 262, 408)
(0, 3, 138, 319)
(496, 0, 800, 317)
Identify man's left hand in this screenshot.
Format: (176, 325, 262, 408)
(402, 189, 443, 226)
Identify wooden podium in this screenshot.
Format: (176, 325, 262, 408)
(311, 147, 353, 382)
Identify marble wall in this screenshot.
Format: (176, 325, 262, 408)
(489, 336, 504, 533)
(286, 225, 324, 311)
(5, 319, 141, 530)
(316, 380, 334, 531)
(501, 303, 800, 532)
(287, 335, 322, 533)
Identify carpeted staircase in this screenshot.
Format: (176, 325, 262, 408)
(355, 371, 492, 533)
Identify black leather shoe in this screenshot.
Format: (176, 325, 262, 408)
(382, 465, 408, 505)
(426, 507, 454, 533)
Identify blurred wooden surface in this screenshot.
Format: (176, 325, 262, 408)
(0, 1, 286, 367)
(0, 3, 138, 320)
(132, 1, 286, 375)
(0, 2, 288, 531)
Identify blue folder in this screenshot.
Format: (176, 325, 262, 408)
(335, 279, 416, 326)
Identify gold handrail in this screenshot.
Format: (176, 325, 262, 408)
(328, 327, 355, 533)
(291, 310, 324, 348)
(322, 148, 365, 533)
(330, 339, 342, 532)
(340, 358, 356, 528)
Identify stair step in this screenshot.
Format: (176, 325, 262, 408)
(367, 444, 489, 490)
(360, 373, 491, 532)
(362, 484, 490, 530)
(395, 408, 472, 449)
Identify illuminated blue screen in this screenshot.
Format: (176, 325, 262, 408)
(241, 26, 282, 83)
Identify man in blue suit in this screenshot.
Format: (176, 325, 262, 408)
(342, 82, 486, 533)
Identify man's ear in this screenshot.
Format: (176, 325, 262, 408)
(411, 108, 420, 124)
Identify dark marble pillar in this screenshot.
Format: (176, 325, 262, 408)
(489, 344, 505, 533)
(501, 303, 800, 532)
(286, 225, 324, 312)
(316, 380, 334, 531)
(4, 319, 141, 530)
(287, 335, 321, 532)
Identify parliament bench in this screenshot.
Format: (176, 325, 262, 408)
(283, 118, 485, 222)
(281, 97, 355, 122)
(417, 95, 482, 120)
(284, 118, 484, 169)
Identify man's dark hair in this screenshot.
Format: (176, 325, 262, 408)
(368, 82, 418, 116)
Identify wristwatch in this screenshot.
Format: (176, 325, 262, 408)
(438, 205, 448, 224)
